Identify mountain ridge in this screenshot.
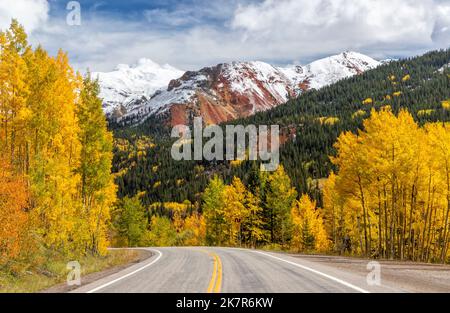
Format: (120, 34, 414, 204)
(98, 52, 380, 126)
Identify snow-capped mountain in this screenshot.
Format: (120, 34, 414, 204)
(125, 61, 297, 126)
(92, 58, 184, 117)
(98, 52, 380, 126)
(279, 51, 380, 93)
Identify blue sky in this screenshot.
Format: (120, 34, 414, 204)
(1, 0, 449, 72)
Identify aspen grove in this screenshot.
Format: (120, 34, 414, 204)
(0, 21, 116, 266)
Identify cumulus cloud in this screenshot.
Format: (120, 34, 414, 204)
(231, 0, 449, 59)
(9, 0, 450, 72)
(0, 0, 49, 32)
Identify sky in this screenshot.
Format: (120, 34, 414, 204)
(0, 0, 449, 72)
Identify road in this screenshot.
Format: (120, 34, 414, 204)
(72, 247, 450, 293)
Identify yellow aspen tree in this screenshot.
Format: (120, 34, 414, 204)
(266, 165, 297, 246)
(183, 212, 206, 246)
(31, 50, 82, 255)
(202, 176, 226, 246)
(243, 189, 265, 247)
(223, 177, 248, 246)
(76, 74, 116, 255)
(291, 194, 330, 253)
(424, 123, 450, 262)
(0, 22, 29, 168)
(323, 172, 345, 252)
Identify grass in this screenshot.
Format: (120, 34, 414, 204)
(0, 249, 141, 293)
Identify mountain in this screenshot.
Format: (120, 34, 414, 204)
(113, 49, 450, 205)
(92, 58, 184, 118)
(101, 52, 380, 126)
(279, 51, 380, 93)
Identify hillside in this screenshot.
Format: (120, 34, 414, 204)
(112, 49, 450, 206)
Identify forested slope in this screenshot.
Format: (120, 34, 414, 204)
(113, 49, 450, 207)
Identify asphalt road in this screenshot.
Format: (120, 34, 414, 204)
(72, 247, 450, 293)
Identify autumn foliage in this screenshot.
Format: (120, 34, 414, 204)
(324, 108, 450, 262)
(0, 157, 28, 264)
(0, 20, 116, 267)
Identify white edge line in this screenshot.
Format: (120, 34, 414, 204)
(86, 249, 163, 293)
(252, 250, 370, 293)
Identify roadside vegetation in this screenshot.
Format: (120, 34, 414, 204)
(0, 21, 118, 290)
(0, 249, 141, 293)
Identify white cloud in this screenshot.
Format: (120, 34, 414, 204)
(17, 0, 450, 72)
(231, 0, 449, 58)
(0, 0, 49, 32)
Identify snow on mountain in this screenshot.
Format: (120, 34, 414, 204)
(92, 58, 184, 117)
(122, 61, 297, 126)
(438, 62, 450, 73)
(100, 52, 380, 126)
(279, 52, 380, 93)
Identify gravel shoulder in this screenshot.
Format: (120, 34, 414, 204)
(285, 253, 450, 293)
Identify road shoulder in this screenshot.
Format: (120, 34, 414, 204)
(42, 249, 153, 293)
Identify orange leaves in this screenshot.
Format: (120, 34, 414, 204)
(0, 158, 29, 263)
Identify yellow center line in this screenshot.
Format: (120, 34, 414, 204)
(199, 249, 222, 293)
(206, 252, 218, 293)
(213, 252, 222, 293)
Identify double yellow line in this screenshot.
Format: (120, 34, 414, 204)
(203, 250, 222, 293)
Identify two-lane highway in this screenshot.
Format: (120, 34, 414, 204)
(71, 247, 428, 293)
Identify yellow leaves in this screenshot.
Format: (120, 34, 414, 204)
(114, 138, 129, 152)
(402, 74, 411, 82)
(136, 191, 146, 198)
(442, 100, 450, 110)
(230, 159, 243, 167)
(352, 110, 366, 119)
(327, 108, 450, 260)
(137, 150, 146, 158)
(194, 165, 205, 173)
(362, 98, 373, 105)
(153, 181, 161, 189)
(223, 177, 247, 244)
(417, 109, 435, 117)
(0, 20, 120, 260)
(291, 194, 330, 253)
(183, 213, 206, 246)
(16, 106, 32, 122)
(393, 91, 402, 97)
(318, 116, 340, 125)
